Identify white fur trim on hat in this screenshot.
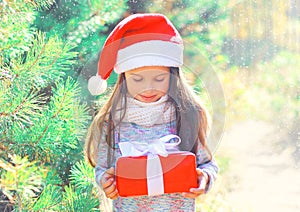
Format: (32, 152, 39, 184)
(114, 40, 183, 73)
(88, 75, 107, 95)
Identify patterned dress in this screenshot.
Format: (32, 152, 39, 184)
(95, 120, 218, 211)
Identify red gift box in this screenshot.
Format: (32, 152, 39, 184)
(116, 152, 198, 197)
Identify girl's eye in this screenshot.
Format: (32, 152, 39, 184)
(133, 78, 143, 82)
(155, 77, 165, 82)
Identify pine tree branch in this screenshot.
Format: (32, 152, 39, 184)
(51, 92, 67, 119)
(34, 125, 49, 146)
(27, 43, 46, 73)
(1, 139, 31, 148)
(17, 33, 67, 85)
(30, 39, 64, 74)
(33, 91, 67, 145)
(0, 95, 30, 118)
(45, 49, 63, 71)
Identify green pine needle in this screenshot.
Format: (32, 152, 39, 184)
(69, 160, 96, 190)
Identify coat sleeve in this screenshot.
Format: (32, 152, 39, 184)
(196, 141, 219, 193)
(95, 122, 110, 189)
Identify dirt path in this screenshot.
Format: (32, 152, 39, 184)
(217, 120, 300, 212)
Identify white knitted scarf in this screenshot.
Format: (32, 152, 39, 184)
(113, 95, 176, 127)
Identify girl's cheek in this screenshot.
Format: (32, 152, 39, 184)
(127, 82, 146, 97)
(154, 81, 170, 93)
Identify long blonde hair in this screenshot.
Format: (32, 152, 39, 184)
(85, 67, 211, 167)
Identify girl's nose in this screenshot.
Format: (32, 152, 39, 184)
(142, 81, 155, 92)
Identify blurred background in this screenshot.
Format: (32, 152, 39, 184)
(1, 0, 299, 211)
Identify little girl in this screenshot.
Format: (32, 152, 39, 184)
(85, 13, 218, 211)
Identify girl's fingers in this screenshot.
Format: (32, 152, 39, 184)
(105, 167, 115, 175)
(107, 189, 119, 199)
(104, 182, 117, 195)
(101, 167, 116, 189)
(182, 192, 198, 199)
(182, 189, 205, 198)
(101, 177, 114, 189)
(183, 176, 206, 199)
(196, 168, 204, 176)
(198, 178, 207, 190)
(189, 188, 205, 195)
(102, 167, 118, 199)
(196, 168, 209, 191)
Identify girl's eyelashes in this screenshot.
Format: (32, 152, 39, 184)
(132, 77, 143, 82)
(154, 77, 165, 82)
(128, 74, 167, 82)
(133, 77, 165, 82)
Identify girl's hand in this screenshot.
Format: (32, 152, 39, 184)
(181, 168, 209, 198)
(100, 167, 119, 200)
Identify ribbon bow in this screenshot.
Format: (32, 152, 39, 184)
(118, 134, 181, 157)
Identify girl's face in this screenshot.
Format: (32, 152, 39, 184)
(125, 66, 170, 103)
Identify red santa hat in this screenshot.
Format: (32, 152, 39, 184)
(88, 13, 184, 95)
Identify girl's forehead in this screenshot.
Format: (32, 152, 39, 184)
(126, 66, 170, 75)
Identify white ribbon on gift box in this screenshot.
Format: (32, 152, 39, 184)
(118, 134, 181, 196)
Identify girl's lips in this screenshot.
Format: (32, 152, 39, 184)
(139, 94, 157, 101)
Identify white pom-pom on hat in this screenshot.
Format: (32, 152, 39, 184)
(88, 75, 107, 96)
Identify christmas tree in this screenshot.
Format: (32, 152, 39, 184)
(0, 0, 127, 210)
